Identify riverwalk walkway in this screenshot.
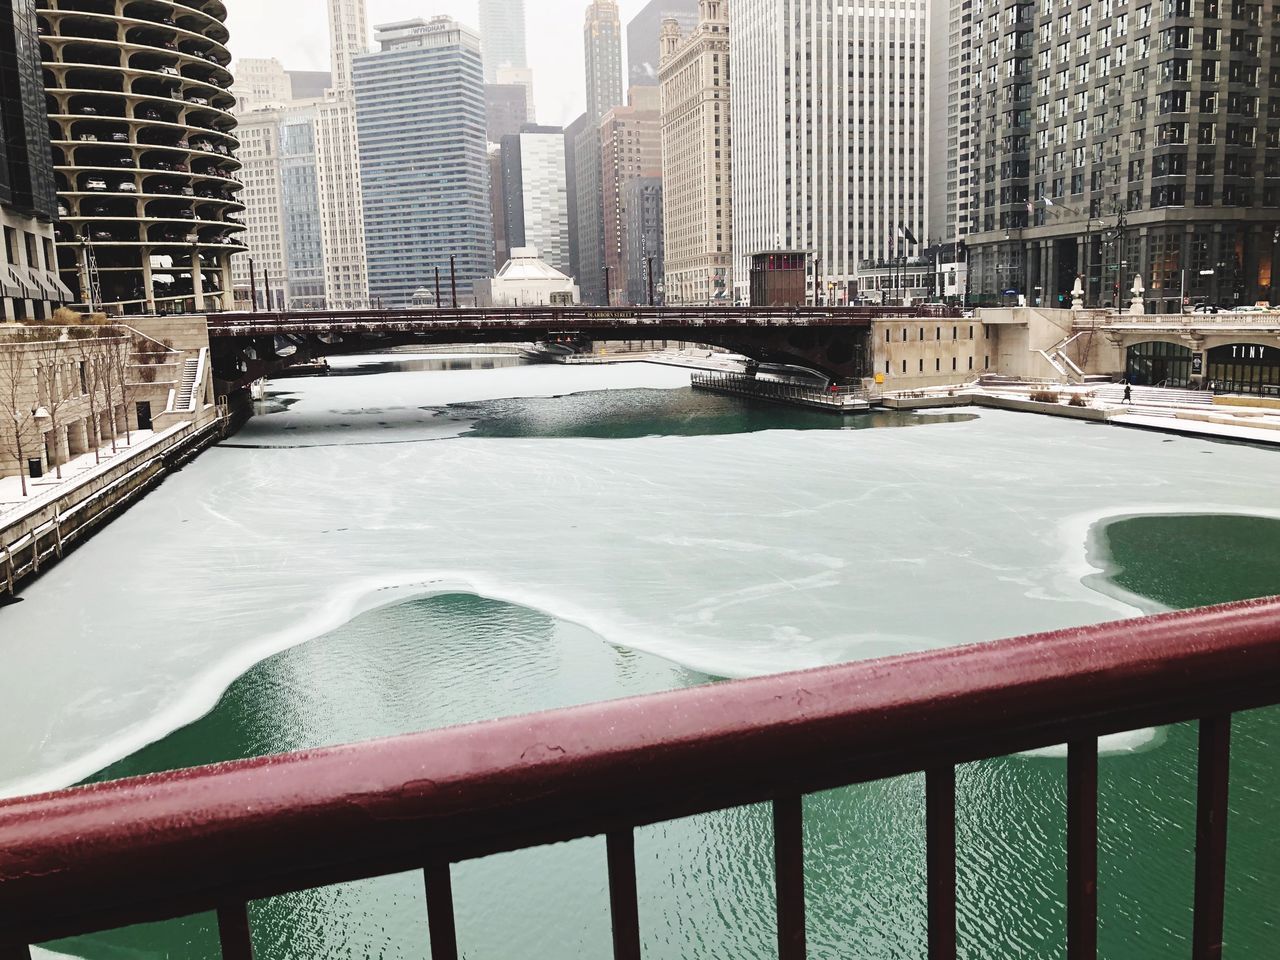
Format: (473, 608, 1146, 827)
(886, 382, 1280, 447)
(0, 429, 164, 518)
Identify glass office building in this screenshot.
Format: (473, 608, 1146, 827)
(353, 17, 489, 307)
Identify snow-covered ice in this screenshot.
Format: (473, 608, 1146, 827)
(1, 359, 1277, 798)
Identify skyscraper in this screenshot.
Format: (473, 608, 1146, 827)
(627, 0, 699, 89)
(926, 0, 971, 248)
(584, 1, 624, 126)
(600, 87, 662, 304)
(327, 0, 369, 95)
(485, 83, 529, 145)
(575, 0, 625, 303)
(658, 1, 732, 306)
(965, 0, 1280, 311)
(624, 177, 664, 305)
(500, 126, 572, 275)
(38, 0, 245, 312)
(0, 0, 68, 321)
(354, 18, 489, 307)
(230, 59, 292, 115)
(230, 107, 289, 308)
(730, 0, 929, 304)
(563, 114, 588, 281)
(313, 0, 370, 308)
(479, 0, 529, 84)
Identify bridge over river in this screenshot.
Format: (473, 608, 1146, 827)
(205, 305, 958, 391)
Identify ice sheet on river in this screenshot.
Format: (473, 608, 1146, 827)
(2, 360, 1278, 797)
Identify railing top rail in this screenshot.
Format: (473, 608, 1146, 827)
(2, 597, 1279, 942)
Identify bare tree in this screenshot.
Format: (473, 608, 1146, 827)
(67, 326, 106, 464)
(103, 325, 134, 446)
(80, 329, 122, 458)
(91, 326, 127, 450)
(29, 328, 74, 479)
(0, 328, 44, 497)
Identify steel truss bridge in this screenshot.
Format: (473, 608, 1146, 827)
(205, 305, 958, 391)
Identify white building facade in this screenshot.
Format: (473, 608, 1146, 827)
(473, 247, 580, 307)
(230, 58, 292, 115)
(501, 128, 571, 277)
(659, 0, 731, 306)
(730, 0, 930, 304)
(230, 108, 289, 308)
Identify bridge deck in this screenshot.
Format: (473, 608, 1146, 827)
(205, 305, 956, 337)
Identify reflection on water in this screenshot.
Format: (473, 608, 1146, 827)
(327, 354, 526, 377)
(458, 388, 978, 439)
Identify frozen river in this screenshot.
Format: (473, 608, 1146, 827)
(4, 356, 1280, 959)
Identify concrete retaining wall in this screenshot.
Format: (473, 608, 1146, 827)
(972, 394, 1114, 422)
(878, 394, 974, 410)
(0, 417, 224, 600)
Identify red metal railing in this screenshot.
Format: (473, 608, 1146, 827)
(2, 597, 1280, 959)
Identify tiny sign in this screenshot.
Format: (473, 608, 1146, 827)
(874, 373, 885, 385)
(1192, 352, 1204, 375)
(1002, 289, 1018, 295)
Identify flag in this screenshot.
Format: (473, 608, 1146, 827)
(1043, 196, 1055, 207)
(900, 226, 919, 245)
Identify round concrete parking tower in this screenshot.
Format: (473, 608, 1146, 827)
(37, 0, 246, 314)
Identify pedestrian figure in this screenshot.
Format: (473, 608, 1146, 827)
(1122, 383, 1132, 404)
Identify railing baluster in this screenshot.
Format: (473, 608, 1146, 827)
(927, 765, 957, 960)
(1192, 714, 1232, 960)
(423, 861, 459, 960)
(606, 830, 642, 960)
(773, 795, 806, 960)
(216, 902, 253, 960)
(1067, 737, 1098, 960)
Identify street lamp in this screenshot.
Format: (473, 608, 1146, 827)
(1271, 228, 1279, 307)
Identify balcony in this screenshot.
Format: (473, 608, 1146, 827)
(1, 598, 1278, 958)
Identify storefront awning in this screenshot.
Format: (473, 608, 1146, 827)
(0, 266, 27, 300)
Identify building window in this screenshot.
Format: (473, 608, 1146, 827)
(952, 357, 958, 371)
(985, 355, 990, 369)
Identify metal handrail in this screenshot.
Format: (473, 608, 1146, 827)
(2, 598, 1280, 958)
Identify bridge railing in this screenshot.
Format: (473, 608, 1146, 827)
(3, 598, 1279, 959)
(692, 372, 866, 406)
(205, 305, 959, 333)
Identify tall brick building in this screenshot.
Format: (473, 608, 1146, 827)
(966, 0, 1279, 311)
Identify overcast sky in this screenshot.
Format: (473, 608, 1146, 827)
(226, 0, 653, 127)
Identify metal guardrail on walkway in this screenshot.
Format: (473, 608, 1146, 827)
(2, 598, 1280, 959)
(691, 372, 866, 408)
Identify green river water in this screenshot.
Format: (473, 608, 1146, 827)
(22, 364, 1280, 960)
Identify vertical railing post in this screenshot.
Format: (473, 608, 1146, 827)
(774, 795, 807, 960)
(1191, 715, 1232, 960)
(424, 862, 459, 960)
(216, 902, 254, 960)
(927, 766, 957, 960)
(1067, 737, 1098, 960)
(606, 830, 642, 960)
